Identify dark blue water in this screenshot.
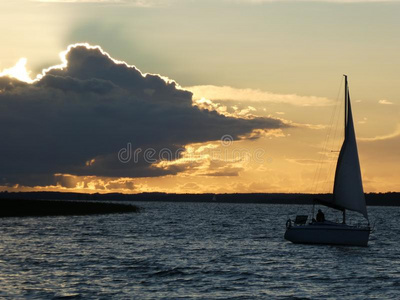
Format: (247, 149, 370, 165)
(0, 202, 399, 299)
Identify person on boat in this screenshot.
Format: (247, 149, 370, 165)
(316, 209, 325, 222)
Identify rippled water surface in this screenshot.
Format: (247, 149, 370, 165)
(1, 202, 399, 299)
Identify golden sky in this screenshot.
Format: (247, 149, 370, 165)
(0, 0, 399, 193)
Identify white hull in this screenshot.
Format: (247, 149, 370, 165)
(285, 222, 370, 247)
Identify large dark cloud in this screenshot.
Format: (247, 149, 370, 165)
(0, 44, 286, 186)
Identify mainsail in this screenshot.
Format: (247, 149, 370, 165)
(332, 76, 368, 219)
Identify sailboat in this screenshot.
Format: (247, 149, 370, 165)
(284, 75, 371, 247)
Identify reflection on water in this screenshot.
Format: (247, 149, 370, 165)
(0, 202, 399, 299)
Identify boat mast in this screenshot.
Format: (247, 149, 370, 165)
(343, 74, 348, 224)
(344, 74, 348, 138)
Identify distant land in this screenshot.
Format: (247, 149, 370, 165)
(1, 192, 399, 206)
(0, 198, 139, 217)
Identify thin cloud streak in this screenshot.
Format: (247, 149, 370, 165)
(186, 85, 333, 107)
(359, 124, 400, 142)
(378, 99, 394, 105)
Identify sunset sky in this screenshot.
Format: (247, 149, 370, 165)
(0, 0, 399, 194)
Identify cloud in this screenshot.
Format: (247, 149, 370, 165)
(0, 44, 286, 187)
(152, 139, 250, 178)
(359, 124, 400, 142)
(286, 158, 327, 165)
(54, 174, 135, 191)
(186, 85, 333, 107)
(358, 117, 367, 124)
(378, 99, 394, 105)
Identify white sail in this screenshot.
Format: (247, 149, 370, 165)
(332, 80, 368, 219)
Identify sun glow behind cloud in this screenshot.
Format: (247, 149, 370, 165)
(0, 43, 178, 88)
(0, 58, 34, 83)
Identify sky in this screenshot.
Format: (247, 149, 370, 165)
(0, 0, 399, 194)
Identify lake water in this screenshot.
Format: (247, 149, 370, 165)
(0, 202, 399, 299)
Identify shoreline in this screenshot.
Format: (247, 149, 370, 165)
(1, 191, 399, 207)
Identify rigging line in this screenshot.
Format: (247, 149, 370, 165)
(312, 77, 344, 194)
(320, 78, 344, 193)
(321, 78, 345, 192)
(312, 128, 333, 194)
(323, 89, 344, 193)
(323, 77, 344, 193)
(312, 78, 343, 193)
